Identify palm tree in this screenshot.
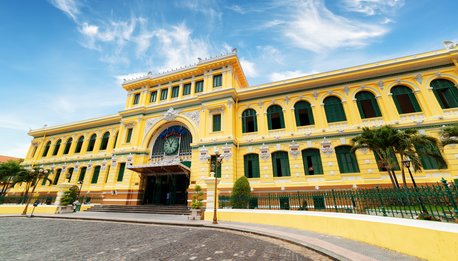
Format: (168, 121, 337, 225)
(352, 126, 400, 188)
(392, 128, 446, 187)
(20, 168, 52, 215)
(440, 124, 458, 146)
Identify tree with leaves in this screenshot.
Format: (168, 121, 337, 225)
(231, 176, 251, 209)
(60, 185, 80, 206)
(0, 160, 22, 196)
(440, 124, 458, 146)
(12, 167, 53, 215)
(352, 126, 401, 188)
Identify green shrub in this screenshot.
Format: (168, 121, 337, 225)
(191, 185, 203, 209)
(231, 176, 251, 209)
(60, 186, 79, 206)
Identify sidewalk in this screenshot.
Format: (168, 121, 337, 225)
(4, 212, 420, 261)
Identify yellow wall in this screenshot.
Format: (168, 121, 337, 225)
(206, 209, 458, 261)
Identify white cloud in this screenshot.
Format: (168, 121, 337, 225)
(153, 24, 211, 71)
(257, 45, 284, 65)
(49, 0, 80, 21)
(269, 70, 319, 82)
(226, 5, 246, 14)
(279, 0, 387, 52)
(341, 0, 404, 16)
(240, 59, 258, 78)
(176, 0, 222, 22)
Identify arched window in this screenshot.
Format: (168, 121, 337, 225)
(100, 132, 110, 150)
(52, 139, 61, 156)
(324, 96, 346, 123)
(53, 169, 62, 185)
(294, 101, 314, 126)
(374, 151, 400, 171)
(87, 134, 97, 152)
(391, 85, 421, 114)
(271, 151, 290, 177)
(78, 167, 87, 183)
(335, 146, 360, 173)
(267, 105, 285, 130)
(66, 167, 74, 182)
(415, 143, 446, 170)
(244, 154, 260, 178)
(302, 149, 323, 175)
(91, 166, 101, 184)
(242, 109, 258, 133)
(42, 141, 51, 157)
(63, 138, 72, 155)
(431, 79, 458, 109)
(355, 91, 382, 119)
(75, 136, 84, 153)
(113, 132, 118, 149)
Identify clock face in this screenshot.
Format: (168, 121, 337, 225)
(164, 136, 179, 155)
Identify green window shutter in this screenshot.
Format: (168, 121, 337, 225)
(267, 113, 273, 130)
(294, 101, 314, 126)
(117, 163, 126, 182)
(67, 168, 74, 182)
(183, 83, 191, 95)
(133, 93, 140, 105)
(53, 169, 61, 185)
(374, 151, 400, 171)
(213, 74, 222, 87)
(195, 81, 203, 93)
(150, 91, 157, 103)
(324, 96, 346, 123)
(78, 167, 87, 182)
(356, 91, 382, 119)
(415, 144, 444, 170)
(431, 79, 458, 109)
(100, 132, 110, 150)
(75, 136, 84, 153)
(87, 134, 96, 152)
(172, 86, 179, 98)
(91, 166, 101, 184)
(113, 133, 118, 149)
(126, 128, 133, 143)
(272, 152, 290, 177)
(213, 114, 221, 132)
(302, 149, 323, 175)
(244, 154, 260, 178)
(160, 89, 168, 100)
(336, 146, 360, 173)
(391, 86, 422, 114)
(242, 116, 246, 133)
(63, 138, 72, 155)
(41, 173, 49, 185)
(267, 105, 285, 130)
(408, 92, 421, 112)
(52, 140, 61, 156)
(42, 142, 51, 157)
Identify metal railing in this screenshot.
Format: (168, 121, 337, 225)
(0, 195, 103, 205)
(219, 179, 458, 222)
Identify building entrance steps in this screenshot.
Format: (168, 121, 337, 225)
(17, 212, 420, 261)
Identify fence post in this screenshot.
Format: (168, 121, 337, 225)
(268, 193, 271, 210)
(375, 186, 387, 217)
(331, 189, 338, 212)
(441, 178, 458, 222)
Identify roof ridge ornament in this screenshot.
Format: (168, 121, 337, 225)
(443, 40, 456, 50)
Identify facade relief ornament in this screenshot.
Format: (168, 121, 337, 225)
(183, 110, 200, 127)
(415, 74, 423, 84)
(111, 155, 117, 168)
(377, 81, 384, 90)
(321, 138, 334, 156)
(289, 140, 300, 159)
(144, 117, 161, 136)
(222, 143, 232, 160)
(101, 160, 107, 170)
(126, 154, 134, 167)
(199, 146, 209, 161)
(313, 91, 318, 100)
(260, 143, 270, 160)
(164, 107, 179, 121)
(343, 86, 350, 96)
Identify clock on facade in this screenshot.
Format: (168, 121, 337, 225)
(164, 136, 179, 155)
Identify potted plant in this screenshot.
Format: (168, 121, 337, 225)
(58, 185, 79, 213)
(190, 185, 203, 220)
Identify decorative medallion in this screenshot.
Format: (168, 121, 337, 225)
(289, 140, 300, 159)
(222, 143, 232, 159)
(164, 107, 179, 121)
(199, 146, 209, 161)
(111, 155, 117, 167)
(183, 110, 200, 127)
(260, 143, 270, 160)
(321, 138, 333, 156)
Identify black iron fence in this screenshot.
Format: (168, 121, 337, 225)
(0, 195, 102, 205)
(219, 178, 458, 222)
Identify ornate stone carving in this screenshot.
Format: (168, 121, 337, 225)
(343, 86, 350, 95)
(144, 117, 161, 136)
(377, 81, 384, 90)
(101, 160, 107, 170)
(260, 143, 270, 160)
(183, 110, 200, 127)
(164, 107, 179, 121)
(321, 138, 333, 156)
(199, 146, 210, 161)
(313, 91, 318, 100)
(111, 155, 117, 168)
(126, 154, 134, 167)
(289, 140, 300, 159)
(415, 74, 423, 84)
(222, 143, 232, 159)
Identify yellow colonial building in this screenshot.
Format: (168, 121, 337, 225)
(12, 44, 458, 205)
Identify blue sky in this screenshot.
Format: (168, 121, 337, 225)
(1, 0, 458, 157)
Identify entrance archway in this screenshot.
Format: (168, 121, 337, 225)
(130, 125, 192, 205)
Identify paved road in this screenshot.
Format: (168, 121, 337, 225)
(0, 217, 330, 261)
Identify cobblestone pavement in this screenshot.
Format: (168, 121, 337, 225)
(0, 217, 331, 261)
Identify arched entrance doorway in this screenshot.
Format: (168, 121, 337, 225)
(130, 125, 192, 205)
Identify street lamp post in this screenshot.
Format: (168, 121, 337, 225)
(402, 158, 428, 214)
(77, 180, 84, 200)
(211, 151, 223, 225)
(22, 168, 48, 216)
